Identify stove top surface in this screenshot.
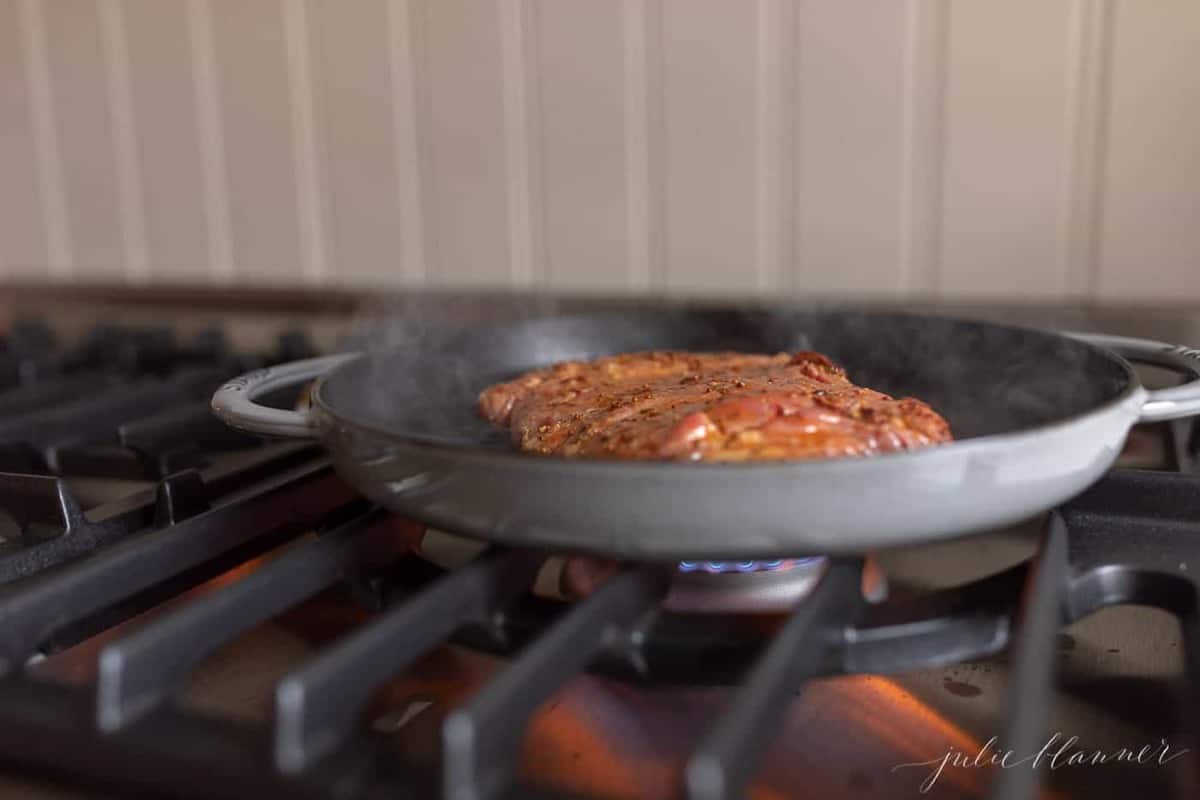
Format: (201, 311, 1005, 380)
(0, 288, 1197, 800)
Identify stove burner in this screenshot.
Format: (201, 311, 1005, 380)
(415, 528, 837, 613)
(677, 558, 818, 574)
(666, 556, 832, 612)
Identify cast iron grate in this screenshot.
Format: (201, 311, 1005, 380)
(0, 321, 1196, 799)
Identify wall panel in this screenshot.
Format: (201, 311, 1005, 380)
(420, 0, 512, 286)
(44, 0, 125, 279)
(938, 0, 1076, 298)
(794, 0, 906, 294)
(313, 0, 405, 284)
(661, 0, 758, 294)
(0, 0, 48, 277)
(1095, 0, 1200, 301)
(536, 0, 629, 290)
(0, 0, 1196, 301)
(124, 0, 211, 280)
(210, 0, 303, 282)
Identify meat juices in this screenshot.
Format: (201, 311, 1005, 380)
(478, 351, 952, 462)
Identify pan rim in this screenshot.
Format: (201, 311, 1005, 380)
(312, 308, 1142, 474)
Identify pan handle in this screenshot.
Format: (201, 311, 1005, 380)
(1067, 332, 1200, 423)
(210, 353, 360, 438)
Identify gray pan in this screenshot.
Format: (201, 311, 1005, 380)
(211, 308, 1200, 559)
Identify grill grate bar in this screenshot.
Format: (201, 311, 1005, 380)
(0, 674, 589, 800)
(0, 472, 84, 544)
(430, 560, 1027, 687)
(684, 560, 863, 800)
(0, 458, 354, 667)
(0, 380, 193, 453)
(990, 514, 1069, 800)
(163, 364, 244, 399)
(442, 567, 668, 800)
(120, 401, 259, 459)
(52, 445, 161, 481)
(0, 472, 147, 582)
(0, 370, 118, 418)
(1063, 468, 1200, 527)
(152, 469, 212, 526)
(274, 549, 544, 774)
(0, 444, 317, 584)
(0, 677, 359, 800)
(1063, 467, 1200, 790)
(96, 509, 404, 731)
(2, 315, 1198, 800)
(0, 320, 300, 481)
(842, 562, 1024, 675)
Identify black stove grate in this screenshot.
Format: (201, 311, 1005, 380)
(0, 321, 1196, 799)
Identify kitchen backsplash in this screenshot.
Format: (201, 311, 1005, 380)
(0, 0, 1197, 300)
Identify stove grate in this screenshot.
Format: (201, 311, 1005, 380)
(0, 321, 1197, 799)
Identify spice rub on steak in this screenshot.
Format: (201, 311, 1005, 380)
(478, 350, 952, 462)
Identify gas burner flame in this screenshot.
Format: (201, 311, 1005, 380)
(677, 557, 819, 574)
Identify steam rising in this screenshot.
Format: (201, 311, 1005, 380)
(321, 296, 1132, 450)
(334, 292, 567, 445)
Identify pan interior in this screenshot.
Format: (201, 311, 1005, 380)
(319, 309, 1134, 451)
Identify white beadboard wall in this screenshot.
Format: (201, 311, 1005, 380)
(0, 0, 1198, 300)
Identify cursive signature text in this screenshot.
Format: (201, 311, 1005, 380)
(892, 733, 1189, 794)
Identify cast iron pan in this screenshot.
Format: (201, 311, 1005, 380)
(213, 309, 1200, 558)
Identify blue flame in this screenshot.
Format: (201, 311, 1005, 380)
(677, 558, 815, 574)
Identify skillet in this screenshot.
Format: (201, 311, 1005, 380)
(211, 308, 1200, 558)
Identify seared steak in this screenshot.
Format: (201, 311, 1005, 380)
(478, 350, 951, 462)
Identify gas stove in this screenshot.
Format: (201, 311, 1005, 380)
(0, 287, 1198, 800)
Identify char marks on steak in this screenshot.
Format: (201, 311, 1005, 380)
(478, 350, 952, 462)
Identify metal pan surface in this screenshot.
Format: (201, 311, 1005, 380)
(212, 308, 1200, 558)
